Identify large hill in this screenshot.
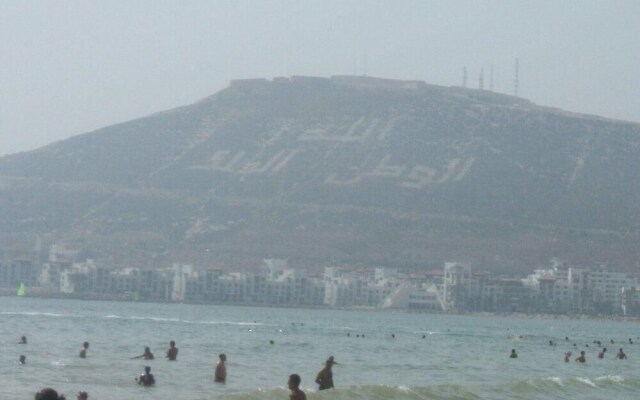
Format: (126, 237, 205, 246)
(1, 76, 639, 273)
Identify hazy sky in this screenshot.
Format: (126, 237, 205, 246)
(2, 0, 639, 156)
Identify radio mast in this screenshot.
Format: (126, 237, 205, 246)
(514, 58, 519, 96)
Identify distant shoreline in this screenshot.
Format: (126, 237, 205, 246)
(2, 291, 638, 323)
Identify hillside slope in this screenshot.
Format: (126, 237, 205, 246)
(1, 76, 639, 271)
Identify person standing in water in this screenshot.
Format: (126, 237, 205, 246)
(510, 349, 518, 358)
(288, 374, 307, 400)
(315, 356, 337, 390)
(79, 342, 89, 358)
(616, 348, 627, 359)
(136, 366, 155, 386)
(575, 350, 586, 363)
(132, 346, 154, 360)
(598, 348, 607, 358)
(214, 353, 227, 383)
(166, 341, 178, 361)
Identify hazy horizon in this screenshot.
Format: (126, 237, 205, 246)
(2, 0, 639, 156)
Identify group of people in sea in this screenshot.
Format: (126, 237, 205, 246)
(25, 327, 635, 399)
(562, 347, 628, 363)
(286, 355, 337, 400)
(20, 335, 193, 399)
(22, 331, 337, 400)
(508, 334, 633, 363)
(33, 388, 87, 400)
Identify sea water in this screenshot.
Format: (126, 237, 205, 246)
(1, 297, 639, 400)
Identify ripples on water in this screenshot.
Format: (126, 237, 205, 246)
(1, 298, 639, 399)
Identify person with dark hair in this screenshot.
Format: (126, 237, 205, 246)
(214, 353, 227, 383)
(79, 342, 89, 358)
(19, 335, 27, 344)
(315, 356, 337, 390)
(77, 392, 88, 400)
(136, 366, 155, 386)
(35, 387, 65, 400)
(510, 349, 518, 358)
(166, 340, 178, 361)
(19, 355, 26, 364)
(616, 348, 627, 359)
(288, 374, 307, 400)
(132, 346, 154, 360)
(598, 348, 607, 358)
(575, 350, 586, 363)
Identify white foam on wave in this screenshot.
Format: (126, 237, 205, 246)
(542, 376, 563, 386)
(0, 311, 71, 318)
(397, 385, 412, 393)
(575, 377, 596, 387)
(102, 314, 266, 326)
(596, 375, 624, 384)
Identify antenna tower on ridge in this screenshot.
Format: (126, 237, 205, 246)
(490, 64, 494, 91)
(514, 58, 519, 96)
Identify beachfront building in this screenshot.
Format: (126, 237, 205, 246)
(520, 263, 639, 315)
(621, 287, 640, 316)
(588, 267, 638, 313)
(323, 266, 398, 307)
(39, 261, 70, 291)
(5, 251, 640, 315)
(484, 278, 535, 313)
(380, 282, 445, 311)
(0, 258, 39, 288)
(522, 267, 561, 313)
(442, 262, 488, 311)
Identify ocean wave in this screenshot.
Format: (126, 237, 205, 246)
(594, 375, 624, 384)
(505, 375, 639, 394)
(102, 314, 267, 326)
(573, 377, 596, 387)
(218, 385, 485, 400)
(227, 382, 639, 400)
(0, 311, 72, 318)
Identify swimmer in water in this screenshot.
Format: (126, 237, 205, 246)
(79, 342, 89, 358)
(34, 387, 66, 400)
(166, 341, 178, 361)
(77, 391, 88, 400)
(616, 348, 627, 359)
(598, 348, 607, 358)
(288, 374, 307, 400)
(510, 349, 518, 358)
(575, 350, 586, 363)
(19, 355, 26, 364)
(315, 356, 337, 390)
(136, 366, 155, 386)
(19, 335, 27, 344)
(131, 346, 154, 360)
(214, 353, 227, 383)
(564, 351, 572, 362)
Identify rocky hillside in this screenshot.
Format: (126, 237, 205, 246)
(1, 76, 639, 272)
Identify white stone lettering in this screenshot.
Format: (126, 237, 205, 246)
(401, 165, 437, 189)
(367, 155, 406, 178)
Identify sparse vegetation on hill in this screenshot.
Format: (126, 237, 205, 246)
(1, 76, 639, 272)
